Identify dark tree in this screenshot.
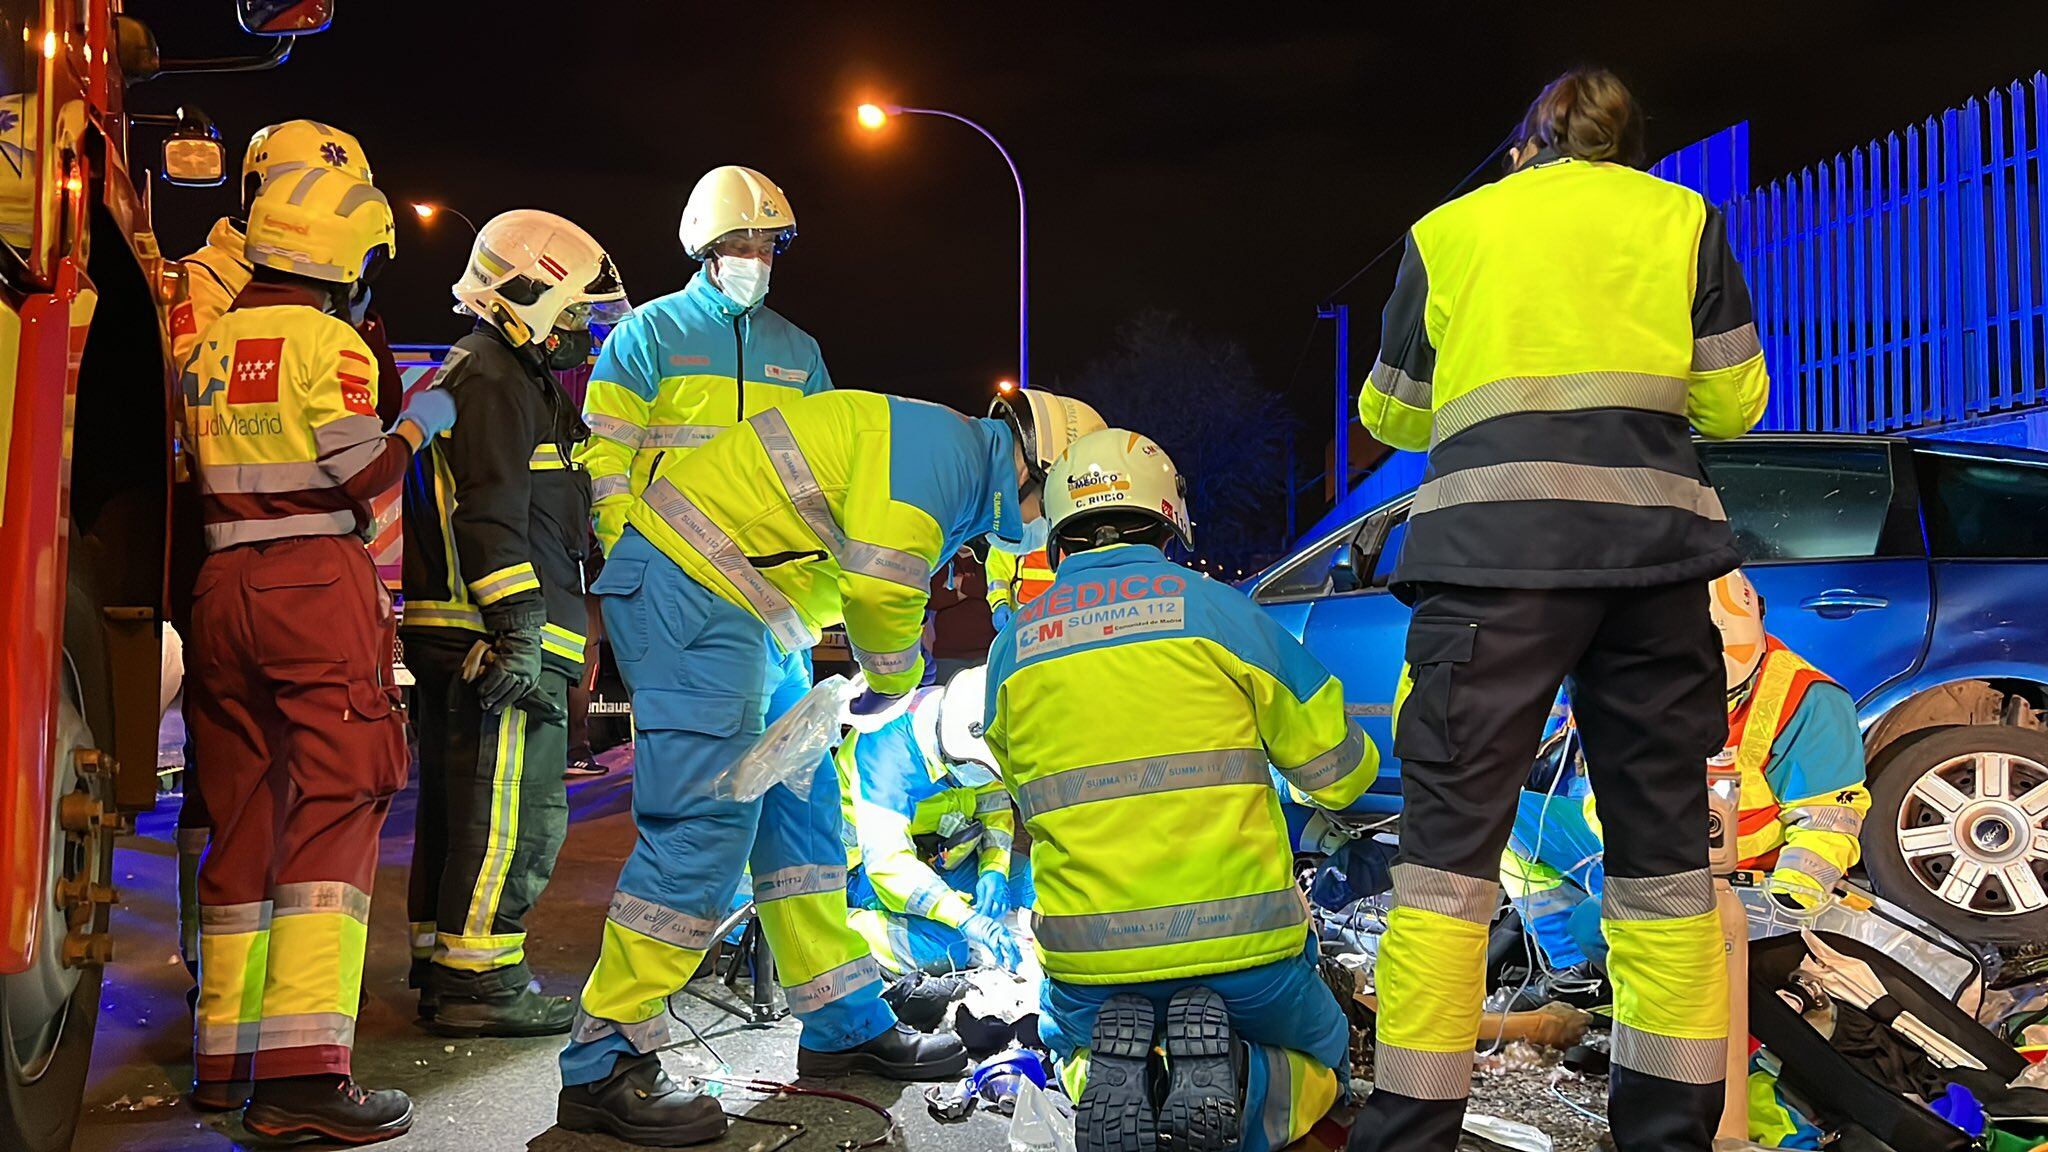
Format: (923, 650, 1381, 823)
(1066, 311, 1298, 569)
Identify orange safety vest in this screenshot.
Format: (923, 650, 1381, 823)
(987, 546, 1055, 609)
(1728, 638, 1833, 868)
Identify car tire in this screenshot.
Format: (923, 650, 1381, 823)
(1864, 724, 2048, 947)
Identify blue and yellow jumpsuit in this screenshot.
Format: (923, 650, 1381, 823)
(836, 713, 1031, 974)
(560, 391, 1031, 1085)
(576, 269, 832, 556)
(984, 544, 1379, 1152)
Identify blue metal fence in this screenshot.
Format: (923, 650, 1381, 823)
(1717, 75, 2048, 434)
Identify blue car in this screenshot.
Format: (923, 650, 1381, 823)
(1251, 433, 2048, 946)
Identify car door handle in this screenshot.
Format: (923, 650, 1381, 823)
(1798, 589, 1890, 619)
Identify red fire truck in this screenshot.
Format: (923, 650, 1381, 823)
(0, 4, 336, 1148)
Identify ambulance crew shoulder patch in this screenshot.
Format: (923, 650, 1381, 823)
(227, 337, 286, 405)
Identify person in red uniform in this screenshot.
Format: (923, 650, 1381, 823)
(180, 165, 455, 1145)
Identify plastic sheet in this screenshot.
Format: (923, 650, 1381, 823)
(1008, 1081, 1076, 1152)
(1740, 882, 1980, 1008)
(716, 674, 860, 802)
(1462, 1112, 1553, 1151)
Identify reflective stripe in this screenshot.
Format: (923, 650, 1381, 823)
(643, 478, 814, 653)
(607, 891, 719, 951)
(314, 414, 384, 456)
(205, 510, 358, 551)
(644, 422, 724, 449)
(1413, 461, 1727, 521)
(272, 881, 372, 924)
(1611, 1023, 1726, 1085)
(1368, 360, 1433, 410)
(542, 622, 588, 664)
(572, 1007, 673, 1053)
(199, 458, 339, 495)
(591, 473, 630, 501)
(1783, 804, 1863, 835)
(284, 166, 329, 205)
(784, 955, 884, 1013)
(410, 921, 437, 955)
(754, 864, 847, 904)
(1391, 863, 1498, 925)
(436, 933, 525, 972)
(852, 641, 921, 677)
(529, 444, 570, 471)
(465, 706, 526, 938)
(1015, 748, 1270, 821)
(1432, 371, 1688, 445)
(402, 602, 487, 632)
(585, 413, 646, 448)
(1277, 724, 1364, 795)
(197, 1011, 358, 1057)
(319, 437, 387, 485)
(199, 900, 273, 935)
(1692, 323, 1763, 372)
(1256, 1044, 1292, 1152)
(1370, 1043, 1473, 1101)
(1035, 887, 1306, 954)
(982, 828, 1014, 853)
(752, 409, 929, 589)
(1774, 847, 1843, 893)
(333, 180, 387, 217)
(976, 791, 1010, 815)
(1603, 869, 1716, 921)
(906, 881, 950, 918)
(470, 563, 541, 605)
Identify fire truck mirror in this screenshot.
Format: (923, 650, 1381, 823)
(237, 0, 337, 37)
(162, 133, 225, 188)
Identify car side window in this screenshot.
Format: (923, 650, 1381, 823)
(1699, 443, 1897, 562)
(1919, 452, 2048, 559)
(1369, 513, 1411, 588)
(1252, 524, 1358, 603)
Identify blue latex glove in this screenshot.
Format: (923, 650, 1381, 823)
(844, 687, 911, 734)
(963, 913, 1023, 971)
(395, 387, 457, 448)
(974, 870, 1013, 920)
(991, 605, 1013, 633)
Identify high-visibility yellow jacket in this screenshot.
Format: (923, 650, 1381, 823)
(985, 546, 1054, 611)
(179, 282, 412, 552)
(836, 709, 1016, 930)
(1724, 640, 1869, 896)
(1360, 152, 1770, 592)
(984, 544, 1378, 984)
(172, 218, 252, 371)
(578, 272, 833, 555)
(623, 390, 1027, 694)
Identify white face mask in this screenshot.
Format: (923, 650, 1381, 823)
(714, 256, 771, 309)
(1003, 515, 1049, 554)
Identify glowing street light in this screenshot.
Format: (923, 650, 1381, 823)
(859, 100, 1031, 388)
(996, 378, 1016, 396)
(410, 201, 478, 235)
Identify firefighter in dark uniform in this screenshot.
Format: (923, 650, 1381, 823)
(1348, 70, 1771, 1152)
(401, 210, 631, 1036)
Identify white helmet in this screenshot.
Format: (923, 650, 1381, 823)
(910, 665, 1000, 787)
(990, 388, 1108, 483)
(1709, 570, 1766, 690)
(678, 165, 797, 260)
(1046, 428, 1195, 553)
(452, 209, 630, 347)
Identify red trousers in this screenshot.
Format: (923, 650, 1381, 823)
(186, 535, 407, 1082)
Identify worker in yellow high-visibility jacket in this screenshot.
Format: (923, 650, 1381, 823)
(555, 388, 1103, 1147)
(984, 544, 1055, 632)
(1349, 68, 1771, 1152)
(986, 429, 1379, 1152)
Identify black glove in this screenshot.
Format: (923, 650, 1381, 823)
(473, 602, 564, 722)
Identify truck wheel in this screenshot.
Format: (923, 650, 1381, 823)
(0, 685, 110, 1152)
(1864, 724, 2048, 947)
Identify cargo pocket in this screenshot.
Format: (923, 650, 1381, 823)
(347, 677, 410, 795)
(248, 566, 346, 667)
(590, 557, 651, 663)
(1392, 617, 1477, 765)
(629, 687, 766, 818)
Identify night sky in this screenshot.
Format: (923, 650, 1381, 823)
(133, 2, 2048, 433)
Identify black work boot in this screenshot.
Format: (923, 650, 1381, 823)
(1157, 987, 1241, 1152)
(189, 1078, 252, 1113)
(796, 1023, 970, 1080)
(882, 970, 973, 1032)
(242, 1075, 413, 1146)
(428, 981, 576, 1038)
(557, 1053, 728, 1147)
(1078, 994, 1158, 1152)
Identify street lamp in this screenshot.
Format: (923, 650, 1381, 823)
(859, 101, 1031, 389)
(411, 201, 479, 235)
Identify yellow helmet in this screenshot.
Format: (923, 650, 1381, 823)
(1709, 569, 1766, 690)
(990, 388, 1107, 482)
(245, 168, 395, 285)
(678, 165, 796, 259)
(241, 120, 372, 206)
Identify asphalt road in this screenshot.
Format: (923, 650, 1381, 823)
(74, 748, 1016, 1152)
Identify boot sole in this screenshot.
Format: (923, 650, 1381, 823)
(1158, 987, 1238, 1152)
(425, 1013, 574, 1039)
(1078, 995, 1157, 1152)
(795, 1046, 970, 1081)
(557, 1098, 729, 1147)
(189, 1082, 252, 1113)
(242, 1099, 415, 1146)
